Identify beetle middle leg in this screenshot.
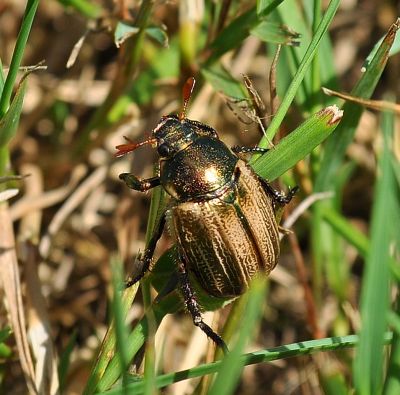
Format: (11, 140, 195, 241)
(125, 213, 166, 288)
(177, 256, 229, 353)
(232, 146, 270, 155)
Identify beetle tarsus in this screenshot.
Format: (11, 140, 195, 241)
(260, 179, 299, 205)
(178, 258, 229, 353)
(119, 173, 160, 192)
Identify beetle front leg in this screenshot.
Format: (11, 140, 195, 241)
(125, 214, 166, 288)
(177, 257, 228, 354)
(119, 173, 160, 192)
(259, 178, 299, 205)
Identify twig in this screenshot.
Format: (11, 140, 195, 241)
(282, 191, 334, 231)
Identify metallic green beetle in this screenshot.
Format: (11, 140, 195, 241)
(116, 78, 297, 351)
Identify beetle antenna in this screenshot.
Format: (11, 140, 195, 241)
(115, 136, 157, 157)
(180, 77, 195, 120)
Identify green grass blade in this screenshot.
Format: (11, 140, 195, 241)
(58, 331, 77, 392)
(0, 0, 39, 117)
(353, 110, 397, 395)
(251, 105, 343, 180)
(57, 0, 102, 19)
(0, 58, 5, 96)
(0, 326, 12, 358)
(255, 0, 340, 147)
(110, 258, 130, 391)
(322, 207, 369, 258)
(271, 0, 311, 108)
(320, 372, 349, 395)
(142, 179, 166, 395)
(0, 342, 12, 358)
(98, 333, 393, 394)
(315, 20, 399, 192)
(0, 327, 11, 343)
(384, 305, 400, 395)
(364, 17, 400, 67)
(0, 78, 27, 148)
(201, 64, 247, 100)
(95, 292, 182, 392)
(83, 283, 140, 395)
(250, 21, 300, 45)
(206, 1, 284, 63)
(209, 277, 267, 395)
(384, 331, 400, 395)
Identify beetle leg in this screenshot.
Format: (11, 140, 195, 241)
(119, 173, 160, 192)
(231, 146, 270, 154)
(125, 214, 166, 288)
(259, 179, 299, 205)
(177, 257, 229, 354)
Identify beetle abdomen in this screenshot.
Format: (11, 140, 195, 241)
(170, 160, 279, 298)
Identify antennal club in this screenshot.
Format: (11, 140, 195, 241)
(179, 77, 195, 120)
(115, 136, 157, 158)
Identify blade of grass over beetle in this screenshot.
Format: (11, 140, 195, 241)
(98, 333, 393, 394)
(251, 0, 340, 151)
(353, 110, 397, 395)
(251, 105, 343, 181)
(110, 258, 130, 393)
(142, 175, 166, 395)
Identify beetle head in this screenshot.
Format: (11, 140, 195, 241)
(115, 77, 198, 159)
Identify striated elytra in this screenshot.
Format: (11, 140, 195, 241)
(116, 77, 297, 352)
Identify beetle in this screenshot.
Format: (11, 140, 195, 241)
(116, 77, 297, 352)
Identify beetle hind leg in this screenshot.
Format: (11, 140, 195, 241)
(177, 258, 229, 353)
(260, 178, 299, 205)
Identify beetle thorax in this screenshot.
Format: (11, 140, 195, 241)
(152, 116, 238, 201)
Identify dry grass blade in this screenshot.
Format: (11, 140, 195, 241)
(0, 205, 37, 394)
(10, 165, 87, 221)
(24, 243, 60, 395)
(281, 191, 334, 231)
(17, 164, 60, 394)
(322, 87, 400, 114)
(39, 165, 108, 259)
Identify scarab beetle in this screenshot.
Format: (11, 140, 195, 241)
(116, 77, 297, 351)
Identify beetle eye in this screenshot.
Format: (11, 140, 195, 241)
(157, 143, 170, 157)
